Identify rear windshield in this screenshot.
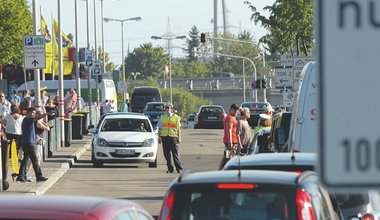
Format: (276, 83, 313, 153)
(172, 185, 296, 220)
(145, 103, 164, 111)
(241, 103, 267, 110)
(200, 107, 223, 114)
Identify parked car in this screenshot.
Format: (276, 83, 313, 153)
(240, 101, 270, 128)
(143, 102, 167, 129)
(0, 195, 154, 220)
(159, 170, 341, 220)
(194, 105, 226, 129)
(90, 113, 158, 168)
(223, 152, 380, 219)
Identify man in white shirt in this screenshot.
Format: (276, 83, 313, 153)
(0, 92, 11, 118)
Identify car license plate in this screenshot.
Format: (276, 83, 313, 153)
(115, 149, 135, 155)
(208, 116, 217, 119)
(152, 118, 159, 122)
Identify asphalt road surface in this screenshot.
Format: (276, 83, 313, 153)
(45, 128, 225, 217)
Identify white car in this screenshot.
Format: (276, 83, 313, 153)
(91, 113, 158, 168)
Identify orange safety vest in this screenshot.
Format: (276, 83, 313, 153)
(160, 114, 180, 137)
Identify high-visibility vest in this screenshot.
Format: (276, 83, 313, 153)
(160, 114, 180, 137)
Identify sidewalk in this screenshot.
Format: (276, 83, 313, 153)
(1, 134, 92, 195)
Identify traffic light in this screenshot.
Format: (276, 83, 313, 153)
(79, 48, 86, 62)
(200, 33, 206, 43)
(261, 78, 267, 89)
(256, 79, 262, 89)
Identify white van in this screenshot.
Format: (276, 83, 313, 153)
(17, 79, 117, 107)
(288, 61, 317, 152)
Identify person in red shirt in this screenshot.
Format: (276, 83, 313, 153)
(223, 103, 240, 159)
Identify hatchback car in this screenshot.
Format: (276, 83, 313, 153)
(0, 195, 154, 220)
(143, 101, 167, 128)
(223, 153, 380, 219)
(240, 101, 270, 128)
(194, 105, 226, 129)
(159, 170, 340, 220)
(91, 113, 158, 168)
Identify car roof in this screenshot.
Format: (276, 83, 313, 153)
(171, 170, 305, 187)
(224, 153, 317, 169)
(102, 112, 148, 119)
(241, 101, 268, 105)
(0, 195, 151, 219)
(199, 105, 224, 108)
(145, 102, 166, 105)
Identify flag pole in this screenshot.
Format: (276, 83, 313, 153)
(40, 5, 45, 81)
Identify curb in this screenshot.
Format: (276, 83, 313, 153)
(28, 140, 92, 195)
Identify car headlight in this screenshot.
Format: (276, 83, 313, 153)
(142, 138, 155, 147)
(97, 138, 109, 147)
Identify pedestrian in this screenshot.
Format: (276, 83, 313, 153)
(223, 103, 239, 158)
(34, 109, 50, 166)
(157, 103, 183, 174)
(10, 89, 21, 106)
(0, 92, 11, 119)
(120, 98, 130, 112)
(16, 107, 51, 183)
(20, 90, 32, 115)
(109, 99, 117, 112)
(254, 113, 272, 134)
(100, 100, 109, 116)
(45, 98, 58, 121)
(64, 88, 78, 117)
(237, 107, 252, 154)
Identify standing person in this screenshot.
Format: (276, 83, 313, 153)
(16, 108, 50, 182)
(64, 88, 78, 117)
(34, 109, 50, 166)
(10, 89, 21, 106)
(237, 107, 252, 154)
(0, 92, 11, 119)
(109, 99, 117, 112)
(20, 90, 32, 115)
(157, 103, 183, 174)
(223, 104, 239, 159)
(120, 98, 130, 112)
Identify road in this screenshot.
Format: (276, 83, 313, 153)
(45, 128, 225, 216)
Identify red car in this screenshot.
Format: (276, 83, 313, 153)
(0, 195, 154, 220)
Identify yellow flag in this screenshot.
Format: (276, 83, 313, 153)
(41, 16, 53, 73)
(53, 19, 73, 76)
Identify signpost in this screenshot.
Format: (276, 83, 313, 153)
(319, 0, 380, 191)
(117, 81, 128, 93)
(85, 51, 93, 67)
(93, 60, 101, 75)
(274, 68, 293, 88)
(23, 35, 46, 69)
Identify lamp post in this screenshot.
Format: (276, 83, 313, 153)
(151, 35, 186, 104)
(104, 16, 142, 100)
(131, 72, 140, 80)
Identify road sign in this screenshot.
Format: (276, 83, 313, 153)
(117, 81, 128, 93)
(280, 53, 293, 66)
(319, 0, 380, 190)
(282, 90, 294, 107)
(274, 68, 293, 88)
(85, 50, 93, 67)
(293, 56, 314, 68)
(23, 35, 46, 69)
(93, 60, 101, 75)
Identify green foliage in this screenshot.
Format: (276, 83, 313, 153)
(245, 0, 314, 56)
(0, 0, 33, 65)
(125, 43, 168, 79)
(97, 46, 116, 72)
(161, 88, 212, 119)
(184, 25, 200, 62)
(171, 61, 209, 78)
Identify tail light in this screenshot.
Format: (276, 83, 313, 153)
(296, 189, 316, 220)
(159, 190, 175, 220)
(362, 214, 375, 220)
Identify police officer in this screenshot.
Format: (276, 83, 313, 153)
(157, 103, 183, 173)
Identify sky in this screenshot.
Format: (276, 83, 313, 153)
(29, 0, 274, 66)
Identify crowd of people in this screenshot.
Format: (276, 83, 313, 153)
(0, 87, 81, 190)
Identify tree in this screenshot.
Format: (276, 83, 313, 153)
(97, 46, 116, 72)
(171, 61, 209, 78)
(245, 0, 314, 56)
(125, 43, 168, 80)
(0, 0, 32, 65)
(184, 25, 200, 62)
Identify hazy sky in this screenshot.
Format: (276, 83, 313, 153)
(29, 0, 274, 65)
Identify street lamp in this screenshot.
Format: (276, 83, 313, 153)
(151, 35, 186, 104)
(131, 72, 140, 80)
(104, 16, 142, 100)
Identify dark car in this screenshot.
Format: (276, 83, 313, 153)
(240, 101, 269, 128)
(143, 102, 167, 128)
(0, 195, 154, 220)
(269, 111, 292, 152)
(223, 152, 380, 219)
(158, 170, 340, 220)
(194, 105, 226, 129)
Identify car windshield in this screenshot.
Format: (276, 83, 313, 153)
(101, 118, 151, 132)
(242, 103, 267, 110)
(172, 186, 296, 220)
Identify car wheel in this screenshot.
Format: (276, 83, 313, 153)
(149, 158, 157, 168)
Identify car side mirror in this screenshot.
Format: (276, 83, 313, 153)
(274, 128, 285, 148)
(88, 128, 98, 134)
